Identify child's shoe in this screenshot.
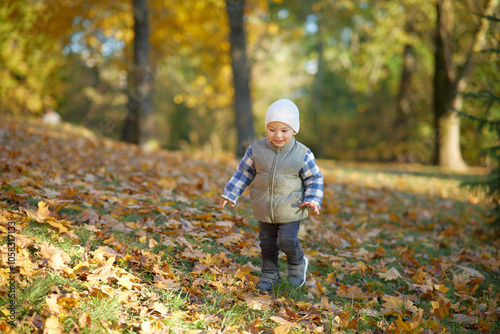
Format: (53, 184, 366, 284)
(288, 257, 308, 287)
(256, 272, 279, 292)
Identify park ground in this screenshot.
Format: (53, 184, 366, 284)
(0, 115, 498, 333)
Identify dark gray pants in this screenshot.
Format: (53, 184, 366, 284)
(258, 220, 304, 274)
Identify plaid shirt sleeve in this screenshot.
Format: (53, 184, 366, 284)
(221, 145, 256, 205)
(300, 150, 324, 208)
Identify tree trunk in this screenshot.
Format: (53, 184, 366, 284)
(432, 0, 498, 170)
(226, 0, 255, 157)
(123, 0, 155, 150)
(122, 92, 139, 143)
(395, 43, 415, 133)
(311, 19, 325, 157)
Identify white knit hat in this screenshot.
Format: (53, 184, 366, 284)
(265, 99, 300, 133)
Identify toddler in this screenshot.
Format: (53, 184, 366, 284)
(220, 99, 324, 292)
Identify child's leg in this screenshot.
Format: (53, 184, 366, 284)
(277, 220, 308, 287)
(258, 221, 279, 273)
(276, 220, 303, 265)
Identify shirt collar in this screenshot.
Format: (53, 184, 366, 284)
(266, 137, 296, 154)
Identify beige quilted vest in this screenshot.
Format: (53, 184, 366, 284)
(250, 137, 309, 223)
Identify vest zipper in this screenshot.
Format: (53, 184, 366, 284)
(269, 147, 280, 223)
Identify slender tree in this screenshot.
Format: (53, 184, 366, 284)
(123, 0, 155, 150)
(226, 0, 255, 157)
(432, 0, 498, 170)
(395, 24, 416, 133)
(310, 17, 325, 157)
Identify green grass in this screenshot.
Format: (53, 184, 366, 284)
(65, 297, 124, 333)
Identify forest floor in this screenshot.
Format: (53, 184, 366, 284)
(0, 115, 498, 333)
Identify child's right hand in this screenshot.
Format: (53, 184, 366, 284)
(219, 197, 235, 208)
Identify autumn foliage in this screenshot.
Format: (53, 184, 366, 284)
(0, 116, 498, 333)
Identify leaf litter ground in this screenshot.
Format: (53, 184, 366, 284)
(0, 116, 498, 333)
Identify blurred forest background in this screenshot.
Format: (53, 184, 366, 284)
(1, 0, 499, 170)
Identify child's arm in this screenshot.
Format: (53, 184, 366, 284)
(220, 146, 256, 208)
(219, 197, 234, 208)
(299, 150, 324, 215)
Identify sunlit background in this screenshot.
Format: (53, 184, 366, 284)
(1, 0, 498, 166)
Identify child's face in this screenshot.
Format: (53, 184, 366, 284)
(266, 122, 296, 148)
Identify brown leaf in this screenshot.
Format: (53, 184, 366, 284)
(453, 314, 478, 325)
(245, 318, 260, 333)
(81, 208, 100, 224)
(336, 284, 372, 300)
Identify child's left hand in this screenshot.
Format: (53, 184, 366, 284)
(299, 202, 320, 215)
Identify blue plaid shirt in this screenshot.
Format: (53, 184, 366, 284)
(222, 144, 324, 208)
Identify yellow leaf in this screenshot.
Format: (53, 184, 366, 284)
(181, 249, 206, 260)
(88, 284, 116, 299)
(434, 284, 449, 294)
(78, 312, 91, 328)
(148, 302, 170, 315)
(87, 262, 115, 282)
(148, 238, 158, 248)
(44, 218, 68, 233)
(270, 316, 292, 326)
(38, 201, 51, 218)
(45, 315, 63, 334)
(395, 316, 411, 331)
(154, 276, 182, 291)
(273, 324, 292, 334)
(381, 296, 418, 316)
(38, 242, 70, 271)
(57, 296, 80, 309)
(117, 275, 134, 290)
(243, 293, 272, 310)
(45, 294, 63, 314)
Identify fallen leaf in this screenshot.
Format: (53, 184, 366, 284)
(378, 267, 402, 281)
(38, 242, 71, 271)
